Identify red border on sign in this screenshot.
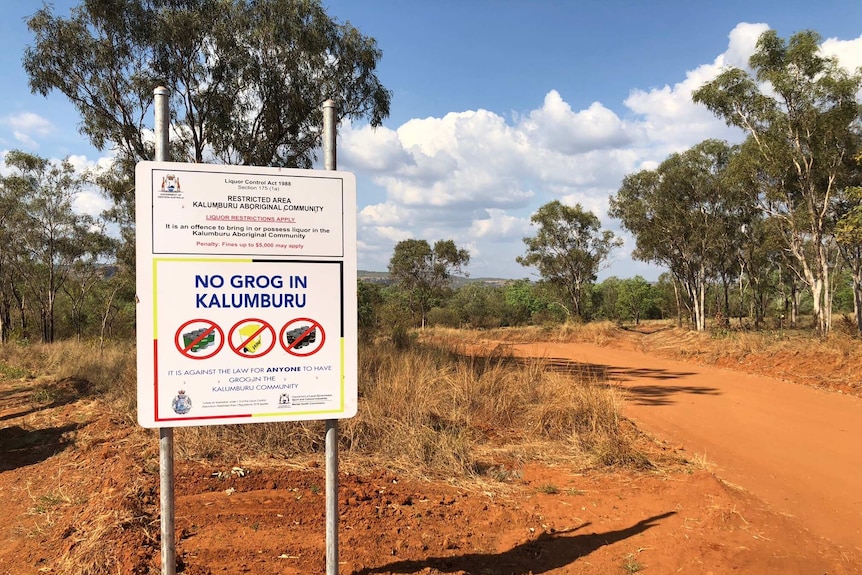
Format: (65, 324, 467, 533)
(228, 318, 276, 358)
(174, 319, 225, 360)
(279, 317, 325, 356)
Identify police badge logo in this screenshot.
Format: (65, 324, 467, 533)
(172, 390, 192, 415)
(161, 174, 181, 192)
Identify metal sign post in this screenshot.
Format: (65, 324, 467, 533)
(322, 98, 339, 575)
(154, 86, 177, 575)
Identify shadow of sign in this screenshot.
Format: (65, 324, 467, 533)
(354, 511, 676, 575)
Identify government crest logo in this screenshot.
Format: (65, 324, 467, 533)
(172, 390, 192, 415)
(161, 174, 181, 193)
(279, 393, 291, 407)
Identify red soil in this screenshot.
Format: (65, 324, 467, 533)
(1, 333, 860, 574)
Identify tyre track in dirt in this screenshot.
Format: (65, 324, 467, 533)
(510, 340, 862, 556)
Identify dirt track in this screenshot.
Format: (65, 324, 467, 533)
(511, 339, 862, 554)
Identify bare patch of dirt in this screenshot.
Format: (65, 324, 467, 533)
(1, 332, 861, 574)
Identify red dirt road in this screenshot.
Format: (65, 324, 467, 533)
(511, 340, 862, 555)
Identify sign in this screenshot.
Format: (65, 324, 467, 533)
(136, 162, 357, 427)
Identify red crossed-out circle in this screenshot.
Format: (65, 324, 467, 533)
(228, 318, 276, 358)
(175, 319, 225, 360)
(279, 317, 325, 356)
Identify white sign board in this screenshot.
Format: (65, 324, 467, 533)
(135, 161, 357, 428)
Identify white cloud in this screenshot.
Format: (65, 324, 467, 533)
(73, 189, 111, 218)
(336, 24, 862, 279)
(5, 112, 53, 149)
(521, 92, 633, 154)
(12, 131, 38, 148)
(622, 23, 768, 152)
(721, 22, 770, 70)
(7, 112, 52, 134)
(468, 208, 529, 240)
(340, 123, 412, 172)
(822, 34, 862, 73)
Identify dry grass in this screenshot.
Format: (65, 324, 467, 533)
(0, 339, 136, 408)
(176, 337, 647, 477)
(639, 323, 862, 391)
(0, 334, 647, 478)
(342, 336, 648, 475)
(426, 321, 631, 346)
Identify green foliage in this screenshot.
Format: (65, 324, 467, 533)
(357, 281, 384, 334)
(610, 140, 751, 331)
(693, 29, 862, 335)
(503, 279, 546, 325)
(518, 201, 621, 319)
(24, 0, 390, 167)
(1, 151, 113, 343)
(447, 283, 506, 328)
(836, 185, 862, 333)
(615, 276, 658, 324)
(388, 239, 470, 327)
(836, 187, 862, 246)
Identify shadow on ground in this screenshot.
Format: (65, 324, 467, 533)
(0, 422, 81, 471)
(622, 384, 721, 406)
(354, 511, 676, 575)
(0, 377, 92, 423)
(505, 357, 720, 406)
(0, 377, 91, 470)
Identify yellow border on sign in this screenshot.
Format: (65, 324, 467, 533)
(153, 257, 350, 418)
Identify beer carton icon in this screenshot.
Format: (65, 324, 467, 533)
(239, 323, 263, 354)
(284, 325, 316, 349)
(183, 327, 215, 352)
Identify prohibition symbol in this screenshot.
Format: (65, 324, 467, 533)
(280, 317, 325, 356)
(229, 318, 276, 358)
(175, 319, 225, 360)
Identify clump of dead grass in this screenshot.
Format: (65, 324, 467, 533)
(175, 337, 646, 478)
(645, 324, 862, 363)
(2, 334, 646, 478)
(0, 339, 137, 416)
(425, 321, 630, 347)
(342, 337, 646, 476)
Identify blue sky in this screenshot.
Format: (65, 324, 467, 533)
(2, 1, 862, 280)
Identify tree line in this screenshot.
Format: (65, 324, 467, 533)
(7, 2, 862, 341)
(613, 30, 862, 336)
(0, 152, 126, 343)
(459, 29, 862, 336)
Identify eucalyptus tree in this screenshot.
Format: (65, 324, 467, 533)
(615, 276, 657, 325)
(693, 29, 862, 335)
(610, 140, 748, 331)
(517, 201, 621, 320)
(0, 176, 24, 342)
(3, 151, 107, 342)
(24, 0, 392, 266)
(388, 239, 471, 328)
(25, 0, 390, 167)
(836, 185, 862, 333)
